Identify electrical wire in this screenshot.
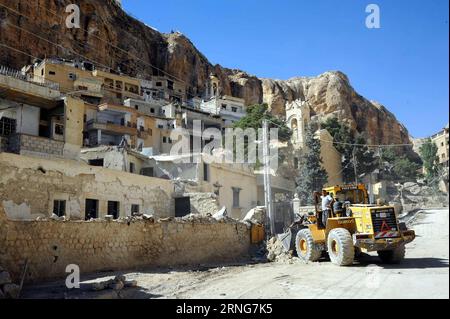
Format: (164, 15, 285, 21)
(0, 1, 186, 84)
(263, 117, 414, 148)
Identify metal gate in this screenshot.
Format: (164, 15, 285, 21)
(272, 201, 294, 234)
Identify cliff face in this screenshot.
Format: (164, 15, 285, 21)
(0, 0, 410, 146)
(262, 72, 411, 145)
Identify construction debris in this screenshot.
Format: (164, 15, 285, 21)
(243, 206, 266, 224)
(91, 275, 137, 292)
(0, 268, 20, 299)
(265, 237, 297, 263)
(212, 206, 228, 221)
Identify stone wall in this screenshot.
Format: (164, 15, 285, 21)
(0, 137, 6, 152)
(187, 192, 221, 215)
(7, 133, 64, 157)
(0, 206, 251, 283)
(0, 152, 174, 220)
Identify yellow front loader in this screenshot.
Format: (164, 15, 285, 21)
(295, 184, 416, 266)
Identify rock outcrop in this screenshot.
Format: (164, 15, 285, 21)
(0, 0, 411, 146)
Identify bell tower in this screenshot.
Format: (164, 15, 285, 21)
(205, 73, 220, 100)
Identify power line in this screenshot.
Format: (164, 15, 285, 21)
(2, 21, 112, 71)
(263, 117, 413, 148)
(0, 1, 186, 84)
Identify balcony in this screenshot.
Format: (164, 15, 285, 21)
(6, 133, 64, 157)
(86, 119, 137, 136)
(0, 65, 61, 108)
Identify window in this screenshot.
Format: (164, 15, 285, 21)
(163, 136, 167, 143)
(54, 123, 64, 136)
(0, 117, 16, 136)
(88, 159, 104, 167)
(129, 162, 135, 173)
(41, 69, 44, 76)
(85, 199, 99, 220)
(167, 80, 174, 90)
(149, 128, 153, 136)
(221, 104, 227, 109)
(156, 82, 162, 87)
(53, 200, 66, 217)
(131, 204, 140, 215)
(232, 187, 241, 208)
(150, 108, 155, 114)
(168, 137, 172, 144)
(231, 107, 237, 113)
(49, 71, 56, 75)
(107, 201, 120, 219)
(135, 105, 139, 110)
(141, 167, 154, 177)
(294, 157, 299, 169)
(203, 163, 209, 181)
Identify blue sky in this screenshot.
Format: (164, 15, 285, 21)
(122, 0, 449, 138)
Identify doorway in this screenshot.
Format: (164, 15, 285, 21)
(85, 199, 99, 220)
(175, 197, 191, 217)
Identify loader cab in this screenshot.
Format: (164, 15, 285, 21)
(325, 184, 369, 205)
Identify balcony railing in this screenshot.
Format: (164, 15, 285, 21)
(86, 119, 137, 136)
(0, 65, 60, 91)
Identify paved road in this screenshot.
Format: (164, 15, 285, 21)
(176, 208, 449, 299)
(23, 208, 449, 299)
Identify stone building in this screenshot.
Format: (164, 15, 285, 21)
(0, 64, 84, 160)
(431, 124, 449, 167)
(284, 98, 343, 186)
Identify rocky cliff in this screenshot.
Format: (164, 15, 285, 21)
(0, 0, 410, 146)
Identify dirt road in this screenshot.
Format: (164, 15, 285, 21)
(23, 208, 449, 299)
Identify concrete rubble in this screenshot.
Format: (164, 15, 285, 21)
(91, 275, 138, 292)
(265, 237, 297, 263)
(0, 267, 20, 299)
(386, 181, 448, 213)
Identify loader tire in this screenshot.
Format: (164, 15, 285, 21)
(295, 229, 322, 262)
(327, 228, 355, 266)
(377, 244, 405, 264)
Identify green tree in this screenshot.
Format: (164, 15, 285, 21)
(296, 125, 328, 205)
(321, 118, 377, 183)
(419, 139, 439, 183)
(233, 104, 291, 167)
(392, 156, 421, 182)
(233, 103, 291, 142)
(379, 148, 421, 181)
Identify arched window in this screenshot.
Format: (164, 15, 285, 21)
(291, 118, 298, 129)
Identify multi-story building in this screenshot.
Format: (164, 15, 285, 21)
(198, 74, 247, 128)
(0, 64, 84, 160)
(431, 124, 449, 167)
(31, 58, 103, 104)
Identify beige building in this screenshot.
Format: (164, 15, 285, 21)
(315, 129, 344, 186)
(431, 124, 449, 167)
(1, 64, 84, 160)
(284, 98, 343, 187)
(286, 99, 311, 149)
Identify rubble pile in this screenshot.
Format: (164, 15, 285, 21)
(0, 266, 21, 299)
(386, 181, 448, 213)
(265, 237, 297, 264)
(91, 275, 137, 292)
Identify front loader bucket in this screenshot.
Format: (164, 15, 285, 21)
(277, 228, 292, 252)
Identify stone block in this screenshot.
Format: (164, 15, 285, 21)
(0, 271, 12, 285)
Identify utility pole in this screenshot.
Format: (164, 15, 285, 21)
(353, 147, 358, 185)
(262, 119, 275, 236)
